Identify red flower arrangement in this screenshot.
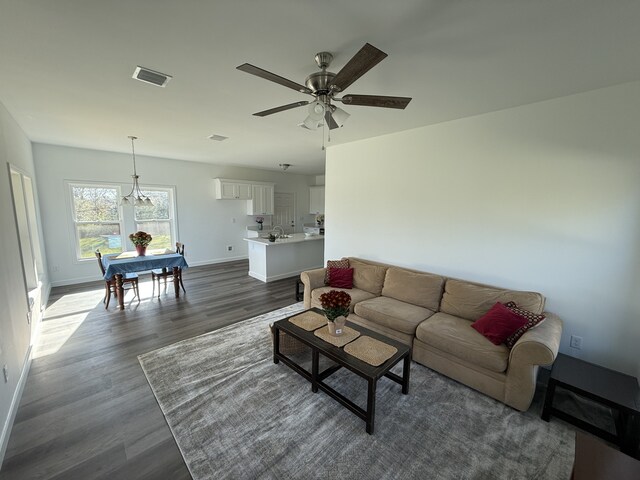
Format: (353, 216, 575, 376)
(129, 231, 153, 247)
(319, 289, 351, 321)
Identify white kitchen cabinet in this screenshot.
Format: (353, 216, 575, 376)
(309, 186, 325, 214)
(215, 179, 252, 199)
(247, 184, 274, 215)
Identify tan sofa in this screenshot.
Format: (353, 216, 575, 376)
(300, 257, 562, 411)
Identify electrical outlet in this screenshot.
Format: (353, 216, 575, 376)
(3, 365, 8, 383)
(227, 245, 233, 251)
(570, 335, 583, 349)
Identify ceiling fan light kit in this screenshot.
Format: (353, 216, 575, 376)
(237, 43, 412, 147)
(330, 105, 350, 127)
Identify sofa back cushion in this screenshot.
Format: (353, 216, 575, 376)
(440, 279, 545, 321)
(381, 267, 445, 311)
(349, 259, 387, 295)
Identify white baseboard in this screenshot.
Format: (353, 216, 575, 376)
(49, 256, 250, 287)
(0, 279, 48, 468)
(187, 255, 248, 267)
(0, 346, 33, 469)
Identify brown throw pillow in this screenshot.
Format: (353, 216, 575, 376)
(503, 301, 546, 348)
(325, 259, 350, 285)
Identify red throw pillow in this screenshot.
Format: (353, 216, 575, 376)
(471, 302, 528, 345)
(503, 301, 546, 348)
(325, 259, 350, 285)
(328, 267, 354, 289)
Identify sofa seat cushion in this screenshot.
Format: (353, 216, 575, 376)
(381, 267, 445, 311)
(440, 279, 546, 321)
(416, 312, 510, 373)
(354, 296, 435, 335)
(311, 287, 376, 312)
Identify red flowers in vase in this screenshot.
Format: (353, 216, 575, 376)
(319, 290, 351, 321)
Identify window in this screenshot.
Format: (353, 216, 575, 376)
(134, 188, 175, 250)
(69, 182, 178, 260)
(70, 184, 123, 259)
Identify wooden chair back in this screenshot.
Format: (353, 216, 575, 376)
(95, 249, 106, 276)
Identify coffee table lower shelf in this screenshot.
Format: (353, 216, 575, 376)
(273, 312, 411, 435)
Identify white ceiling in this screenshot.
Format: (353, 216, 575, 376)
(1, 1, 638, 175)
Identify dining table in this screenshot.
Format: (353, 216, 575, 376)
(102, 248, 189, 310)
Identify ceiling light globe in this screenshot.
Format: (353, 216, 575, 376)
(307, 101, 325, 121)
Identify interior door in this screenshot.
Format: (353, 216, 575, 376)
(8, 165, 45, 342)
(274, 192, 296, 234)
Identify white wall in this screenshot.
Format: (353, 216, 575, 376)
(0, 102, 48, 464)
(33, 143, 317, 286)
(325, 81, 640, 378)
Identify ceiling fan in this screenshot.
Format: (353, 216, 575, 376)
(236, 43, 412, 130)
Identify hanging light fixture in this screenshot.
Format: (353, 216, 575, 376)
(121, 136, 153, 206)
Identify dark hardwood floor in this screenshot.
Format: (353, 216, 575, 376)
(1, 260, 299, 479)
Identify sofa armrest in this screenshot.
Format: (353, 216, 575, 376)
(300, 268, 326, 308)
(509, 312, 562, 367)
(504, 312, 562, 411)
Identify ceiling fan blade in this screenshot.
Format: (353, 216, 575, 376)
(237, 63, 312, 94)
(329, 43, 388, 93)
(253, 101, 310, 117)
(325, 111, 339, 130)
(340, 94, 412, 109)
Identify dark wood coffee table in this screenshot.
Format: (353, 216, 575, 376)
(542, 353, 640, 459)
(571, 432, 640, 479)
(272, 308, 411, 434)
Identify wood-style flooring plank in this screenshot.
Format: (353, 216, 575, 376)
(0, 260, 299, 479)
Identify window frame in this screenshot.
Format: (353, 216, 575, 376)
(68, 182, 125, 262)
(133, 186, 177, 251)
(67, 181, 179, 262)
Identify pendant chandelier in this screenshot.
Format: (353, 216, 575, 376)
(121, 136, 153, 206)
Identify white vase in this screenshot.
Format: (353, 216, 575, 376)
(327, 315, 347, 336)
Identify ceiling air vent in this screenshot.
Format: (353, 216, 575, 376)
(208, 134, 229, 141)
(132, 66, 172, 87)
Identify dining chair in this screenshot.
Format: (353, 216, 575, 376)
(151, 242, 187, 298)
(95, 249, 139, 309)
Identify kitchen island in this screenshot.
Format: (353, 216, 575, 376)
(244, 233, 324, 282)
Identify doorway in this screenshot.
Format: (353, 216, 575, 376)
(8, 164, 45, 343)
(274, 192, 297, 234)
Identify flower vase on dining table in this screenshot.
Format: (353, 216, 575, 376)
(129, 231, 152, 257)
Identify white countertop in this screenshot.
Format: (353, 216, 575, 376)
(244, 232, 325, 246)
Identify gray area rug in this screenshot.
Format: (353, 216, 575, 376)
(139, 304, 578, 480)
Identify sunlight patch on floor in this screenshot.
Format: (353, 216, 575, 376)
(33, 312, 89, 358)
(33, 281, 182, 358)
